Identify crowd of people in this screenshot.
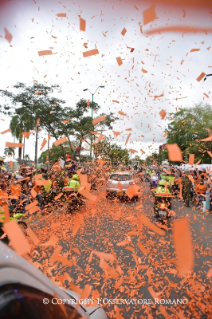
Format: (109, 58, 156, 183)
(0, 156, 211, 231)
(141, 165, 212, 213)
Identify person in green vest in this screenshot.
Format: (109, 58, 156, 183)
(154, 183, 172, 210)
(42, 174, 52, 193)
(154, 184, 171, 197)
(67, 174, 81, 192)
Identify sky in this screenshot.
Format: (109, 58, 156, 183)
(0, 0, 212, 162)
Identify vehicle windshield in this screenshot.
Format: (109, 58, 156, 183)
(110, 174, 132, 181)
(0, 283, 81, 319)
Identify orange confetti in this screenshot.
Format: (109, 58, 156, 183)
(118, 111, 127, 116)
(173, 217, 194, 276)
(141, 68, 148, 73)
(26, 227, 40, 245)
(1, 129, 11, 134)
(138, 239, 147, 255)
(4, 28, 12, 43)
(145, 26, 212, 36)
(38, 50, 52, 56)
(54, 136, 68, 146)
(125, 133, 131, 145)
(93, 115, 106, 125)
(166, 144, 183, 162)
(79, 17, 86, 31)
(56, 13, 66, 17)
(5, 142, 24, 148)
(189, 154, 195, 165)
(112, 100, 119, 103)
(190, 48, 200, 52)
(41, 234, 59, 246)
(159, 109, 166, 119)
(207, 268, 212, 278)
(4, 220, 30, 256)
(71, 217, 82, 237)
(83, 49, 99, 58)
(116, 57, 123, 66)
(121, 28, 127, 36)
(203, 93, 209, 98)
(196, 72, 206, 82)
(154, 93, 164, 99)
(140, 214, 165, 236)
(143, 4, 157, 25)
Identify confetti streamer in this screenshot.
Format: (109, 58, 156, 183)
(173, 217, 194, 276)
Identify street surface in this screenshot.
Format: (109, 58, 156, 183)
(28, 182, 212, 319)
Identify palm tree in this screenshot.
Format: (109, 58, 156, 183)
(10, 112, 34, 163)
(4, 147, 15, 156)
(24, 154, 30, 161)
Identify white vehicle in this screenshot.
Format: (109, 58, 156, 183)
(106, 171, 139, 199)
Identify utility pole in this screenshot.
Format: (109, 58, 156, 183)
(23, 132, 25, 161)
(90, 93, 94, 160)
(34, 127, 38, 168)
(48, 135, 50, 170)
(83, 86, 105, 162)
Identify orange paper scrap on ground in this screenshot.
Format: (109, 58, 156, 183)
(38, 50, 52, 56)
(116, 57, 123, 66)
(1, 129, 11, 134)
(140, 214, 165, 236)
(4, 220, 30, 256)
(71, 217, 81, 237)
(93, 115, 106, 125)
(54, 136, 67, 146)
(80, 17, 86, 31)
(173, 217, 194, 276)
(143, 4, 157, 25)
(6, 142, 24, 148)
(189, 154, 195, 165)
(83, 49, 99, 58)
(26, 227, 40, 245)
(166, 144, 183, 162)
(41, 234, 59, 246)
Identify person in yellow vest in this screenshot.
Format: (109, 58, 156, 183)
(42, 174, 52, 193)
(66, 174, 81, 192)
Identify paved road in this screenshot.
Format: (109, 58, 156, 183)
(29, 182, 212, 319)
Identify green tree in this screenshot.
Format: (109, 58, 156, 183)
(165, 103, 212, 164)
(0, 84, 117, 162)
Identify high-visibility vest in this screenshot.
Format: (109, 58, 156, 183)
(155, 187, 171, 197)
(67, 180, 80, 191)
(43, 180, 52, 193)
